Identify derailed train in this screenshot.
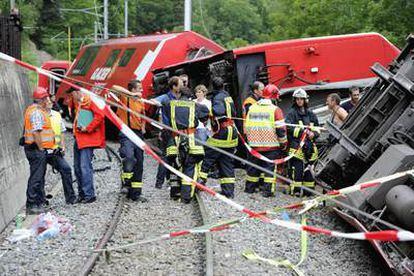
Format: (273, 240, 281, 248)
(315, 35, 414, 275)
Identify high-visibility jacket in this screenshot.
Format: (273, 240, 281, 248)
(116, 95, 145, 130)
(24, 104, 55, 149)
(245, 99, 287, 149)
(242, 94, 260, 133)
(285, 106, 319, 161)
(165, 99, 209, 156)
(207, 90, 238, 148)
(50, 110, 63, 149)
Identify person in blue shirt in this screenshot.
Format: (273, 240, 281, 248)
(341, 86, 360, 113)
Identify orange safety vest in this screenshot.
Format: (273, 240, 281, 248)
(24, 104, 55, 149)
(116, 95, 145, 130)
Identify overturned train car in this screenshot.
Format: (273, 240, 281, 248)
(152, 33, 399, 114)
(315, 35, 414, 275)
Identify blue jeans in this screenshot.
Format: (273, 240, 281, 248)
(24, 147, 47, 208)
(73, 141, 95, 200)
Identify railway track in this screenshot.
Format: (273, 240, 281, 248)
(88, 149, 214, 275)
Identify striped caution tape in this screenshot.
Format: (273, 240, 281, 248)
(237, 128, 308, 165)
(243, 216, 308, 276)
(94, 217, 245, 252)
(231, 117, 327, 131)
(3, 52, 414, 243)
(273, 169, 414, 215)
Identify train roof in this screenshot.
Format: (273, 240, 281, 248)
(233, 32, 399, 56)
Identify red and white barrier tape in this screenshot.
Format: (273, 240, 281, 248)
(237, 129, 308, 165)
(3, 52, 414, 242)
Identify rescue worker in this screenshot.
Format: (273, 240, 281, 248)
(244, 84, 287, 197)
(47, 97, 76, 204)
(285, 88, 320, 196)
(199, 77, 238, 198)
(153, 76, 209, 203)
(152, 77, 182, 191)
(67, 88, 105, 203)
(23, 88, 55, 214)
(116, 80, 147, 202)
(242, 81, 265, 127)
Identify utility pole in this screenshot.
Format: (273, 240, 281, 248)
(124, 0, 128, 37)
(184, 0, 191, 31)
(94, 21, 98, 42)
(103, 0, 108, 39)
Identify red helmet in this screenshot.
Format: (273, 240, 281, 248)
(262, 84, 280, 99)
(33, 87, 49, 100)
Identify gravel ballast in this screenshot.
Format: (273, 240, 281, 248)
(0, 135, 385, 275)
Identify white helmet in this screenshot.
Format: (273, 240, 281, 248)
(292, 88, 308, 99)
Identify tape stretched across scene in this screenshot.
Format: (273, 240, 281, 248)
(2, 52, 414, 242)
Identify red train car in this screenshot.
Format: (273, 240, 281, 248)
(38, 60, 71, 95)
(153, 33, 400, 112)
(55, 31, 224, 102)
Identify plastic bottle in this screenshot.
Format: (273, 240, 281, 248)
(15, 214, 23, 229)
(36, 226, 59, 241)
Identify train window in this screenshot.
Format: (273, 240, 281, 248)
(72, 46, 100, 76)
(119, 48, 136, 67)
(104, 49, 121, 67)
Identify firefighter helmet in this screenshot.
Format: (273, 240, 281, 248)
(33, 87, 49, 100)
(263, 84, 280, 99)
(292, 88, 308, 99)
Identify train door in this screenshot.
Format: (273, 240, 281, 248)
(235, 53, 266, 113)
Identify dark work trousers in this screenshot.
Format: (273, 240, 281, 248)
(289, 157, 315, 195)
(200, 147, 236, 198)
(180, 154, 202, 203)
(73, 141, 95, 201)
(24, 146, 47, 208)
(47, 154, 76, 203)
(155, 133, 170, 186)
(245, 150, 281, 195)
(119, 131, 144, 200)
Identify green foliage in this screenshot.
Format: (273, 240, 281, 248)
(6, 0, 413, 61)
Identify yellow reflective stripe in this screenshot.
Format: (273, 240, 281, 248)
(310, 122, 320, 134)
(207, 136, 238, 148)
(263, 177, 276, 183)
(166, 146, 178, 156)
(293, 121, 304, 138)
(170, 100, 196, 130)
(199, 171, 208, 179)
(224, 97, 233, 118)
(121, 172, 133, 180)
(290, 181, 303, 195)
(220, 177, 235, 184)
(170, 101, 177, 131)
(189, 147, 204, 155)
(310, 145, 318, 161)
(131, 182, 143, 188)
(189, 102, 195, 129)
(289, 148, 304, 160)
(246, 175, 260, 182)
(303, 181, 315, 187)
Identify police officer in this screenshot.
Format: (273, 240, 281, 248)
(285, 88, 320, 196)
(23, 88, 55, 214)
(244, 84, 287, 197)
(116, 80, 147, 202)
(199, 77, 238, 198)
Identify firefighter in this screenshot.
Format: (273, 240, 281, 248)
(199, 77, 238, 198)
(23, 88, 55, 214)
(285, 88, 320, 196)
(116, 80, 148, 202)
(244, 84, 287, 197)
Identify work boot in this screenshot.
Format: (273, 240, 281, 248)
(128, 195, 148, 203)
(262, 191, 274, 198)
(181, 197, 192, 204)
(170, 186, 181, 200)
(155, 181, 163, 189)
(26, 205, 46, 215)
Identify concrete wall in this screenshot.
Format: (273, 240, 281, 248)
(0, 61, 31, 231)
